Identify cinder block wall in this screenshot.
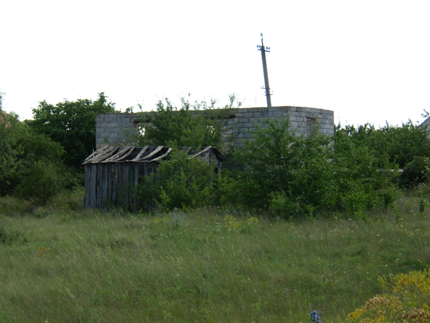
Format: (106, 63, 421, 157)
(96, 113, 141, 148)
(225, 106, 334, 148)
(96, 106, 334, 149)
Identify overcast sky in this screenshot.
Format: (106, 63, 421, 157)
(1, 0, 429, 127)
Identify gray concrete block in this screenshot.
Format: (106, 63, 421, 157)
(269, 112, 284, 118)
(96, 105, 335, 148)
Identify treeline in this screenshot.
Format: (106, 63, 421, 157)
(2, 93, 430, 218)
(0, 93, 117, 205)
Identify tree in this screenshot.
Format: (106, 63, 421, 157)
(335, 122, 430, 188)
(233, 118, 400, 218)
(234, 118, 335, 217)
(139, 95, 239, 149)
(336, 122, 430, 169)
(25, 92, 118, 170)
(0, 110, 24, 195)
(0, 110, 66, 202)
(332, 126, 400, 214)
(0, 91, 3, 111)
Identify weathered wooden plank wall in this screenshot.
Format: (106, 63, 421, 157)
(84, 162, 158, 210)
(83, 146, 225, 210)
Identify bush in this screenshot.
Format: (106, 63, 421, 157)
(15, 160, 66, 206)
(0, 110, 69, 201)
(333, 126, 401, 216)
(139, 95, 238, 149)
(25, 92, 118, 171)
(336, 122, 430, 188)
(348, 269, 430, 322)
(400, 156, 430, 188)
(136, 149, 221, 211)
(231, 118, 402, 218)
(234, 118, 335, 216)
(268, 190, 310, 218)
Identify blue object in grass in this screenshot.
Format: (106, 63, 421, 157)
(310, 310, 321, 323)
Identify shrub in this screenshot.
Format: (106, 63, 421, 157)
(136, 149, 221, 211)
(139, 95, 238, 150)
(336, 122, 430, 188)
(400, 156, 430, 188)
(333, 125, 401, 216)
(0, 224, 27, 245)
(15, 160, 65, 206)
(25, 92, 118, 171)
(231, 118, 402, 218)
(348, 269, 430, 322)
(234, 118, 335, 216)
(0, 110, 69, 201)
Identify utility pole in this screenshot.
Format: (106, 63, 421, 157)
(257, 33, 272, 108)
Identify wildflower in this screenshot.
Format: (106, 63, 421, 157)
(36, 246, 50, 258)
(310, 310, 321, 323)
(224, 215, 241, 231)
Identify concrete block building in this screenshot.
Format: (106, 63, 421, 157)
(95, 106, 335, 149)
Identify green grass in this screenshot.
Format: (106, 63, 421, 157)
(1, 191, 430, 322)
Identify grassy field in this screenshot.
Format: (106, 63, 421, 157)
(1, 189, 430, 322)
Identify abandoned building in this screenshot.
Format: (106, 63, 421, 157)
(83, 145, 226, 210)
(95, 106, 335, 149)
(86, 106, 334, 210)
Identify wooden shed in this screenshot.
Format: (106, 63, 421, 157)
(82, 145, 226, 210)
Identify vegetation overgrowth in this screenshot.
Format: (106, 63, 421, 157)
(3, 93, 430, 321)
(1, 188, 430, 322)
(3, 92, 430, 214)
(1, 93, 118, 203)
(139, 94, 240, 149)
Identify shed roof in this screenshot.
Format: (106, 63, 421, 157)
(82, 145, 226, 165)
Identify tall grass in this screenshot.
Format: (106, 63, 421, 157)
(1, 191, 430, 322)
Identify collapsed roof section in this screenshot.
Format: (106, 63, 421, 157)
(83, 145, 226, 165)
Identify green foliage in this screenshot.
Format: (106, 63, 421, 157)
(15, 160, 66, 206)
(332, 126, 401, 215)
(348, 269, 430, 322)
(0, 224, 27, 245)
(136, 149, 219, 211)
(235, 118, 333, 216)
(400, 156, 430, 188)
(139, 95, 239, 149)
(25, 92, 118, 170)
(0, 111, 67, 202)
(336, 121, 430, 173)
(232, 118, 401, 218)
(334, 120, 430, 196)
(0, 111, 26, 195)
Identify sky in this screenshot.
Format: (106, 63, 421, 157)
(1, 0, 429, 127)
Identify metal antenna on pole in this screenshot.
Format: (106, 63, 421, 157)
(257, 33, 272, 108)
